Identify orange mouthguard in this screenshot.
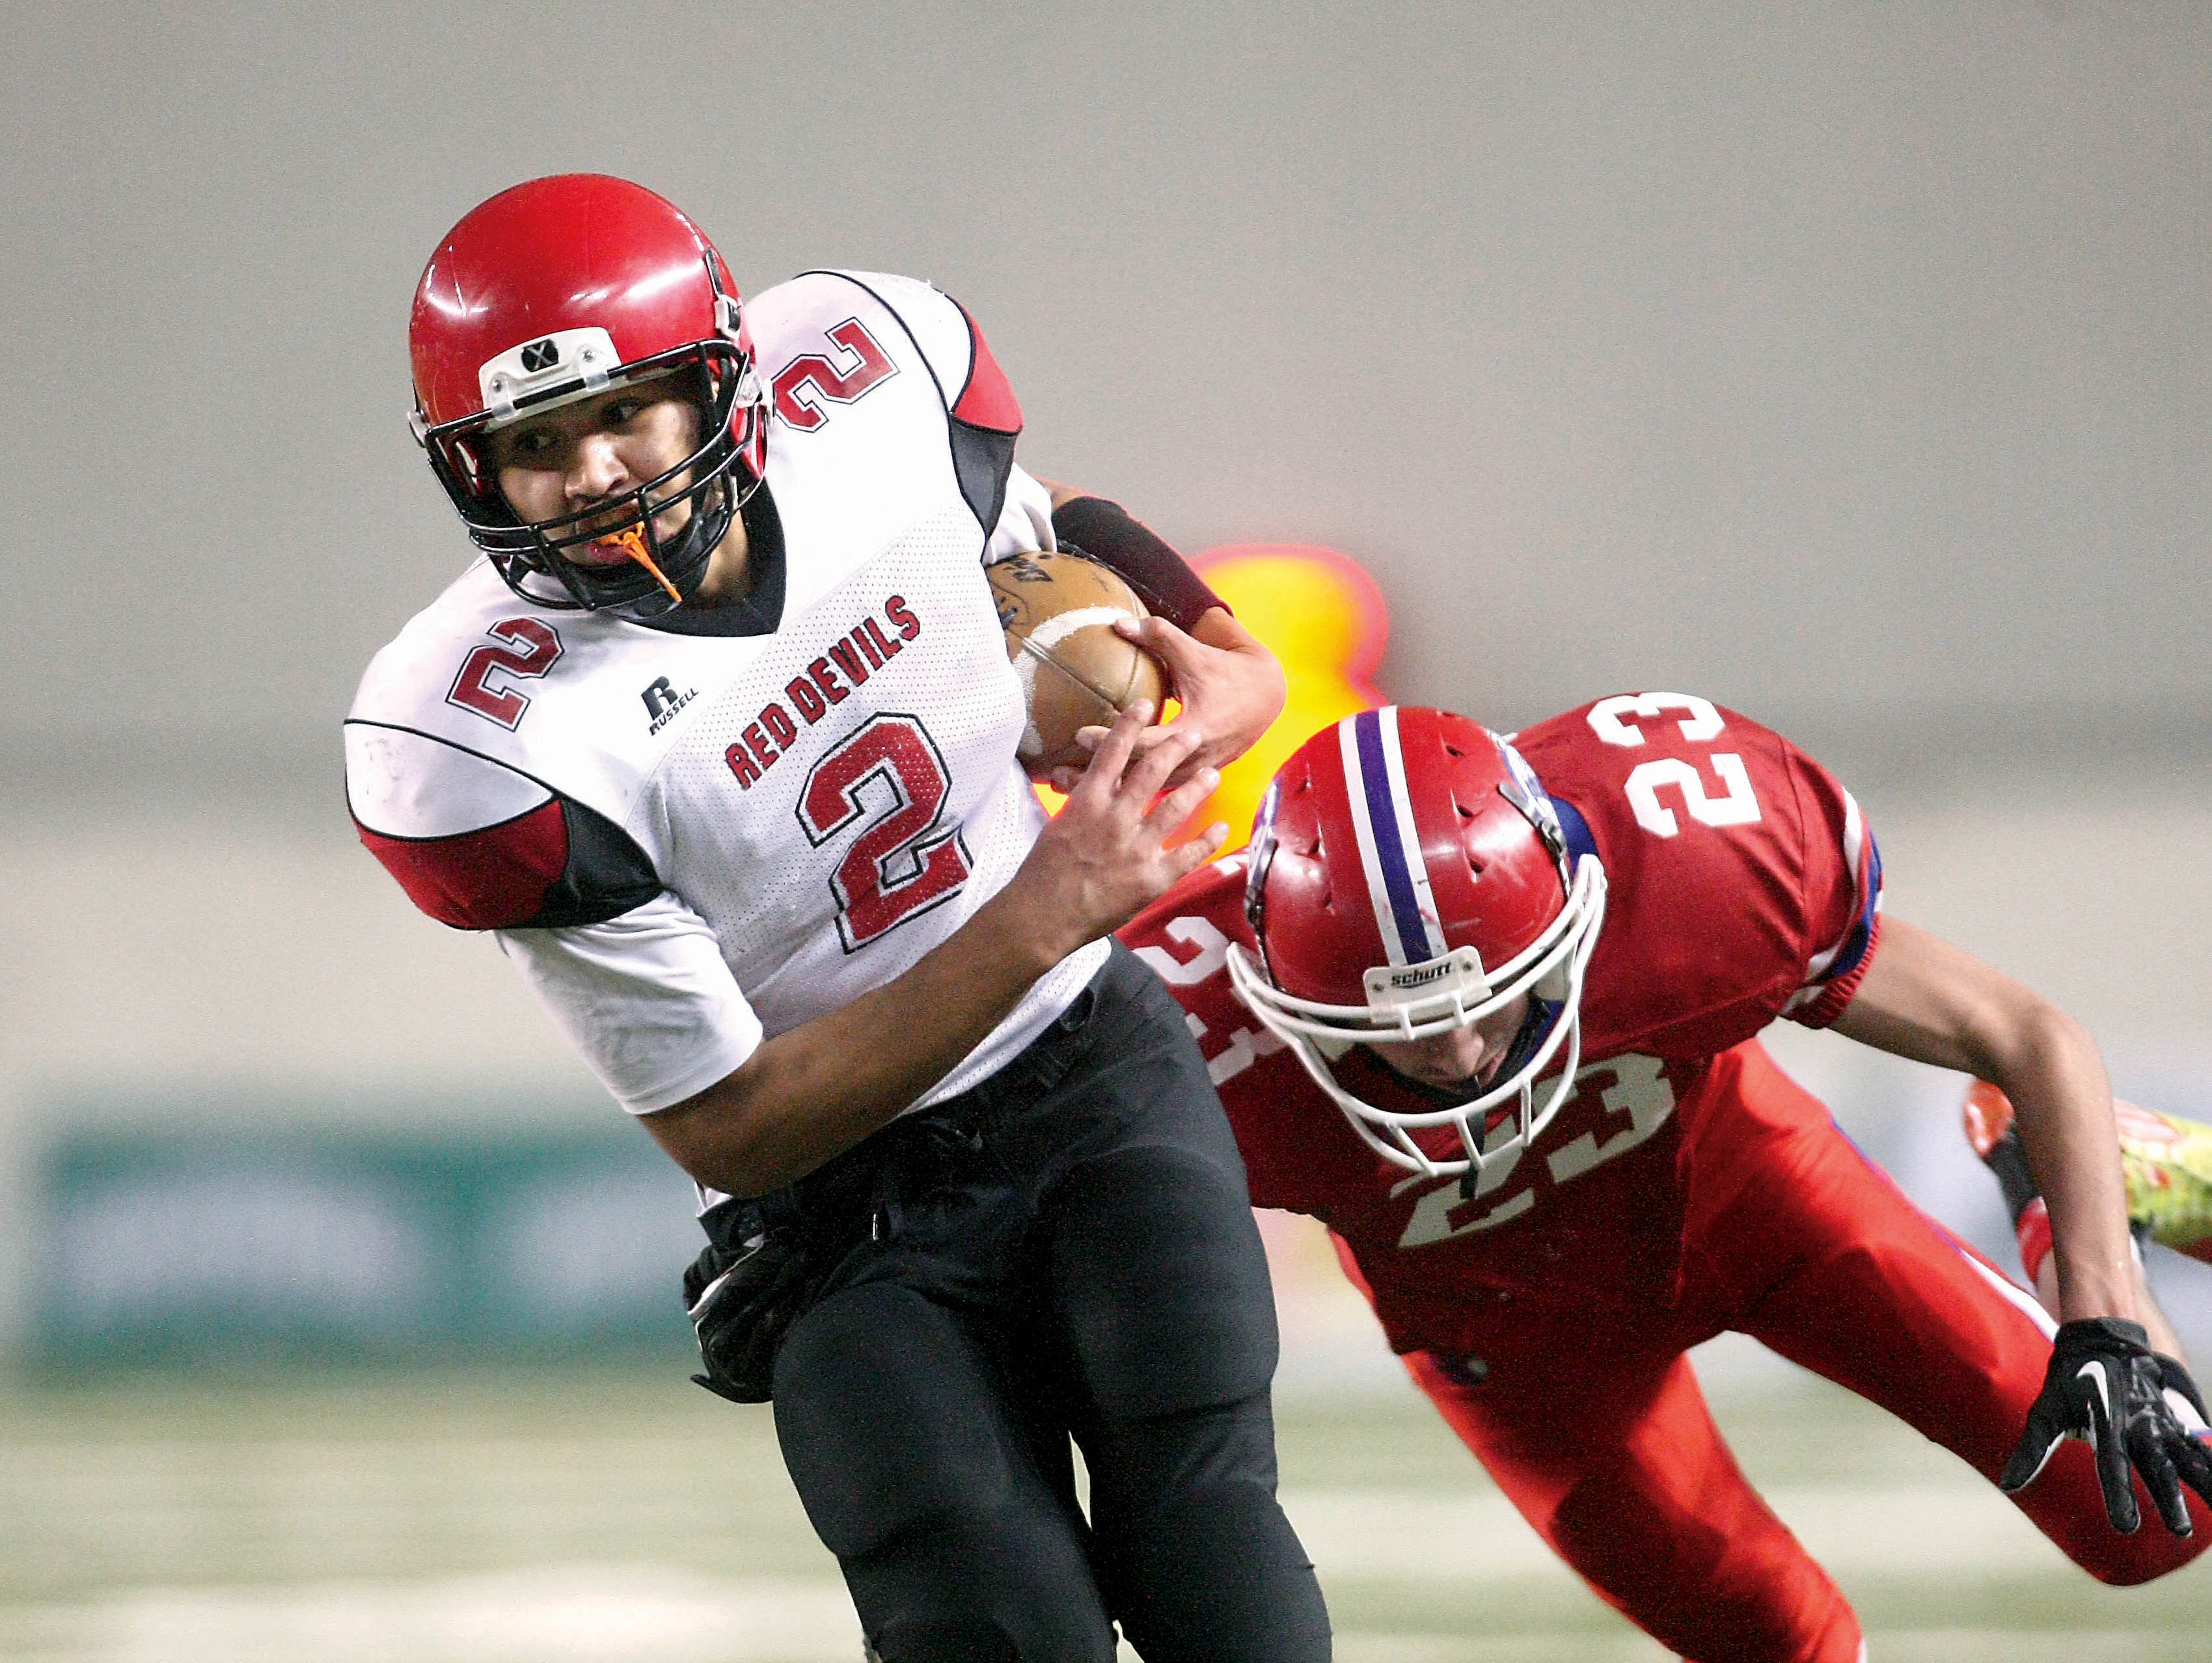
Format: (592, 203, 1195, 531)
(593, 522, 683, 604)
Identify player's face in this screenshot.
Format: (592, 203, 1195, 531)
(483, 374, 704, 564)
(1364, 993, 1531, 1091)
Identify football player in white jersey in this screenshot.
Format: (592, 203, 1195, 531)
(347, 174, 1330, 1662)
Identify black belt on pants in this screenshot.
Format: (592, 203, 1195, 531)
(698, 942, 1135, 1260)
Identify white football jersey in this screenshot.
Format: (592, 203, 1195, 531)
(346, 270, 1109, 1129)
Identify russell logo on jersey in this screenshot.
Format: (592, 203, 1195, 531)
(642, 675, 698, 734)
(724, 593, 924, 789)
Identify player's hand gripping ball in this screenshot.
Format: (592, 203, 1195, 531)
(989, 551, 1167, 778)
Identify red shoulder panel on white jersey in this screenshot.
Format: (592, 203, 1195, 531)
(344, 720, 660, 930)
(946, 299, 1021, 435)
(357, 799, 570, 930)
(754, 269, 1019, 543)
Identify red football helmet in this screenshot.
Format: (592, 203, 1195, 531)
(408, 174, 771, 618)
(1227, 707, 1608, 1177)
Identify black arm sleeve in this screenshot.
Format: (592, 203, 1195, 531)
(1049, 496, 1228, 632)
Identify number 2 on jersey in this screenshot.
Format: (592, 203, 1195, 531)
(448, 617, 564, 729)
(772, 319, 898, 432)
(1589, 691, 1762, 839)
(797, 714, 972, 951)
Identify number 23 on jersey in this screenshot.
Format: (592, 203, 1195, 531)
(1589, 692, 1762, 838)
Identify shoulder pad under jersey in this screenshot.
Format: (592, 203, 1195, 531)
(1513, 693, 1882, 1055)
(806, 269, 1021, 433)
(756, 269, 1022, 534)
(344, 722, 660, 930)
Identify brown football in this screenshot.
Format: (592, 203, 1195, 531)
(989, 550, 1167, 777)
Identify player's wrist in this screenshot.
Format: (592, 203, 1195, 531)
(974, 873, 1087, 979)
(2053, 1257, 2142, 1328)
(2053, 1315, 2151, 1351)
(1197, 618, 1284, 755)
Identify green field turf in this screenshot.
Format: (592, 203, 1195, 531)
(3, 1364, 2207, 1661)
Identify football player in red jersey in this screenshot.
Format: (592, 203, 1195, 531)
(348, 175, 1328, 1662)
(1119, 697, 2212, 1661)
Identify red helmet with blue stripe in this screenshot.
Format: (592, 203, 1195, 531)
(1227, 706, 1608, 1177)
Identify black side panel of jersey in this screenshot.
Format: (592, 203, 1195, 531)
(524, 798, 664, 927)
(950, 418, 1017, 540)
(801, 268, 1018, 542)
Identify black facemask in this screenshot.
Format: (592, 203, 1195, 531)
(421, 340, 763, 619)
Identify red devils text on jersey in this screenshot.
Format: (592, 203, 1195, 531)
(1119, 694, 1882, 1356)
(347, 271, 1109, 1124)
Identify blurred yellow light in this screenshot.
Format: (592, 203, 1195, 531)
(1190, 545, 1390, 848)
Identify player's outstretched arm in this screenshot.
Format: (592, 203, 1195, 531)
(639, 701, 1227, 1199)
(1832, 916, 2212, 1534)
(1831, 918, 2135, 1325)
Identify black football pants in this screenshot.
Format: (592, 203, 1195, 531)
(765, 943, 1331, 1662)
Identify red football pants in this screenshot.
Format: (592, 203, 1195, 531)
(1395, 1040, 2209, 1663)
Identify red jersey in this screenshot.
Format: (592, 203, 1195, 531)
(1118, 694, 1883, 1357)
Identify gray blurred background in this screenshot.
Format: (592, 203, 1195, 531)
(5, 4, 2211, 1655)
(6, 0, 2212, 1332)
